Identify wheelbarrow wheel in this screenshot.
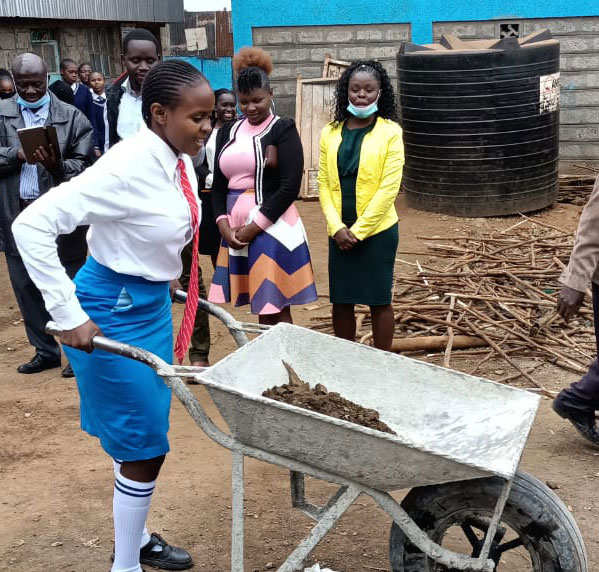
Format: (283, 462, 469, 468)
(389, 470, 587, 571)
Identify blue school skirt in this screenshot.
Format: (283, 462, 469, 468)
(63, 257, 173, 461)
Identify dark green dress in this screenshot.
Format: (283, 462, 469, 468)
(329, 122, 399, 306)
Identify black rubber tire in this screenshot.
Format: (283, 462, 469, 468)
(389, 470, 587, 571)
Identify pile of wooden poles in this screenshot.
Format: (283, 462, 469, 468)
(310, 216, 597, 394)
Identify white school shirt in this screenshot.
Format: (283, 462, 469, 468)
(116, 78, 144, 140)
(204, 127, 218, 188)
(12, 126, 201, 331)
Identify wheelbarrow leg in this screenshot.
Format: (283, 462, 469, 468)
(277, 485, 361, 572)
(232, 451, 245, 572)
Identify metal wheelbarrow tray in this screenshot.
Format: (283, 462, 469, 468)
(49, 308, 587, 572)
(201, 323, 539, 492)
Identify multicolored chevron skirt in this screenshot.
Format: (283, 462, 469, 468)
(208, 189, 318, 315)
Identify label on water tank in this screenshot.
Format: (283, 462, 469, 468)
(540, 72, 560, 113)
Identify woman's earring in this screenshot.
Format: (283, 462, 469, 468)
(270, 99, 276, 115)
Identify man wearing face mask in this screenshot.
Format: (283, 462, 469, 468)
(0, 53, 94, 375)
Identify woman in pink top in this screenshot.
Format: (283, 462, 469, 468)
(208, 48, 317, 324)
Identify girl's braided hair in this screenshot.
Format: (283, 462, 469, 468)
(332, 60, 398, 123)
(233, 47, 272, 94)
(141, 60, 208, 127)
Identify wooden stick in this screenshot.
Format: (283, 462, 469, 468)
(517, 212, 572, 236)
(443, 296, 456, 368)
(468, 333, 510, 375)
(444, 293, 554, 306)
(463, 318, 544, 389)
(462, 305, 588, 373)
(392, 335, 487, 353)
(496, 362, 545, 384)
(529, 310, 559, 337)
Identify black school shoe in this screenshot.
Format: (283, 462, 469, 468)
(112, 533, 194, 570)
(552, 396, 599, 446)
(140, 533, 193, 570)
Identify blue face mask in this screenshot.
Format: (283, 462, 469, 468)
(17, 92, 50, 109)
(347, 91, 381, 119)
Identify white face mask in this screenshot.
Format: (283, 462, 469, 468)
(347, 90, 381, 118)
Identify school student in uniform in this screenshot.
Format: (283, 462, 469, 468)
(51, 58, 101, 156)
(78, 62, 92, 87)
(107, 28, 160, 147)
(12, 60, 211, 572)
(89, 70, 110, 154)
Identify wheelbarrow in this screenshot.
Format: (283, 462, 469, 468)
(47, 295, 587, 572)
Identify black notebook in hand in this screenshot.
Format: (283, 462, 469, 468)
(17, 125, 61, 163)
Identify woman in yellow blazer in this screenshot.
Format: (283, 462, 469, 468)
(318, 61, 404, 351)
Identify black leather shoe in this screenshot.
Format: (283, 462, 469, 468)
(17, 353, 61, 374)
(552, 397, 599, 446)
(110, 533, 194, 570)
(140, 533, 193, 570)
(61, 363, 75, 378)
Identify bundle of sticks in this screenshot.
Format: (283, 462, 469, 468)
(310, 216, 596, 395)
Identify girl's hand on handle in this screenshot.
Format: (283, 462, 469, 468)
(59, 319, 103, 353)
(334, 227, 358, 251)
(169, 279, 182, 300)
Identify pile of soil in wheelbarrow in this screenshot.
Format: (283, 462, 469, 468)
(262, 362, 396, 435)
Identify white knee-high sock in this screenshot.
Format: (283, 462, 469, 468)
(112, 459, 152, 550)
(111, 472, 155, 572)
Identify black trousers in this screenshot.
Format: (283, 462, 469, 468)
(556, 282, 599, 412)
(6, 253, 85, 361)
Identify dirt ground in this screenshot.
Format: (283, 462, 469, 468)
(2, 195, 599, 572)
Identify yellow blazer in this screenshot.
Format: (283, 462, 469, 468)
(317, 117, 404, 241)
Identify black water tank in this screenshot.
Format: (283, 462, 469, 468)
(397, 31, 560, 216)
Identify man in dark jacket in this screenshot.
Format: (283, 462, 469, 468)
(0, 53, 94, 374)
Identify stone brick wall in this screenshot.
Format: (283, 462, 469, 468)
(0, 20, 122, 80)
(433, 17, 599, 171)
(253, 23, 411, 119)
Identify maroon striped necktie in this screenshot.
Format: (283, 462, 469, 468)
(174, 158, 199, 364)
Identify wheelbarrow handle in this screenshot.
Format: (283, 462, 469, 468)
(45, 321, 166, 369)
(173, 289, 270, 342)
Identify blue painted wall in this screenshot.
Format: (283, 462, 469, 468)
(165, 56, 233, 91)
(231, 0, 599, 48)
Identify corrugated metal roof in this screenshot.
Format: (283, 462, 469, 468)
(0, 0, 184, 23)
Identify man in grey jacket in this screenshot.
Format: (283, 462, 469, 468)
(553, 175, 599, 445)
(0, 53, 94, 375)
